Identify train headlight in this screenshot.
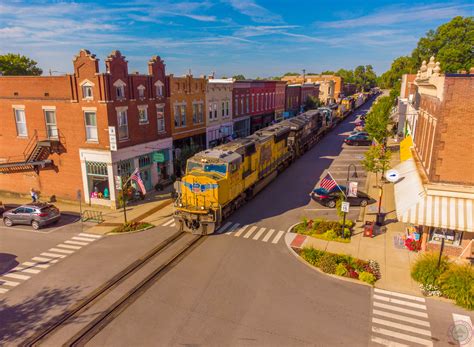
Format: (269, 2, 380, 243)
(201, 206, 205, 210)
(179, 203, 183, 207)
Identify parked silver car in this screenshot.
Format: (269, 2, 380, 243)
(3, 203, 60, 230)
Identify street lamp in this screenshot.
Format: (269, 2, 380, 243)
(342, 164, 358, 238)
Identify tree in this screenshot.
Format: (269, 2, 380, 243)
(283, 72, 299, 76)
(336, 68, 355, 84)
(362, 144, 392, 178)
(320, 70, 335, 75)
(232, 74, 246, 80)
(304, 95, 322, 110)
(0, 53, 43, 75)
(364, 96, 394, 144)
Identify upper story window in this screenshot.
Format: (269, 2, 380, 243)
(137, 85, 146, 99)
(222, 102, 225, 117)
(198, 103, 204, 123)
(117, 108, 129, 140)
(84, 111, 98, 142)
(251, 94, 254, 112)
(174, 104, 186, 128)
(246, 96, 249, 113)
(208, 104, 213, 120)
(155, 80, 164, 97)
(14, 107, 27, 137)
(156, 104, 165, 133)
(113, 79, 126, 101)
(234, 97, 238, 115)
(226, 101, 229, 117)
(213, 103, 217, 119)
(80, 80, 94, 100)
(138, 105, 148, 124)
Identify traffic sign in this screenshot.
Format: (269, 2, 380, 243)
(341, 201, 350, 213)
(385, 169, 400, 183)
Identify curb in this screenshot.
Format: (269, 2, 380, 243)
(105, 224, 155, 236)
(284, 232, 372, 288)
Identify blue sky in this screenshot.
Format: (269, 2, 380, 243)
(0, 1, 472, 77)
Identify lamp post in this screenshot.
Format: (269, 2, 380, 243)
(342, 164, 358, 238)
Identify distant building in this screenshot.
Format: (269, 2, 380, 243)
(285, 84, 301, 117)
(393, 57, 474, 259)
(342, 83, 357, 96)
(205, 77, 233, 148)
(281, 74, 342, 100)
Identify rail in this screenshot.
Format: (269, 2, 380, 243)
(21, 231, 205, 346)
(81, 210, 104, 223)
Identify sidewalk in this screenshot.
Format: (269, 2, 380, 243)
(0, 188, 175, 235)
(288, 138, 423, 296)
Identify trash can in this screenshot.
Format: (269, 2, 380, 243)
(376, 213, 385, 226)
(363, 221, 374, 238)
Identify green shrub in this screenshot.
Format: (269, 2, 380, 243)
(318, 254, 337, 274)
(438, 264, 474, 310)
(411, 252, 449, 286)
(112, 222, 153, 233)
(301, 217, 308, 230)
(335, 263, 347, 277)
(343, 227, 351, 238)
(300, 247, 325, 266)
(359, 271, 376, 285)
(325, 229, 338, 240)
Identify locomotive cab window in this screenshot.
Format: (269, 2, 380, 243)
(186, 161, 202, 173)
(204, 164, 227, 175)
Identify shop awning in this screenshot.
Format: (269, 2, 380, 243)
(399, 135, 413, 162)
(394, 158, 474, 232)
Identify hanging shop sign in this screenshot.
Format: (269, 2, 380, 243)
(153, 151, 165, 163)
(348, 181, 358, 197)
(108, 126, 117, 151)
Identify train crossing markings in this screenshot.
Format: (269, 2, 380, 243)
(20, 268, 41, 274)
(33, 256, 58, 263)
(217, 222, 233, 234)
(49, 248, 75, 254)
(72, 236, 97, 242)
(40, 252, 67, 259)
(22, 261, 50, 269)
(3, 273, 31, 281)
(262, 229, 275, 242)
(162, 219, 174, 227)
(0, 279, 20, 287)
(224, 223, 240, 235)
(78, 233, 101, 239)
(243, 226, 258, 238)
(170, 222, 176, 227)
(57, 244, 82, 250)
(65, 240, 88, 246)
(272, 230, 285, 244)
(253, 227, 266, 240)
(234, 225, 248, 237)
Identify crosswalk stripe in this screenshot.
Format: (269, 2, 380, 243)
(22, 262, 50, 269)
(3, 273, 30, 280)
(372, 317, 431, 336)
(370, 336, 409, 347)
(373, 295, 427, 310)
(371, 327, 433, 346)
(225, 223, 240, 235)
(49, 248, 74, 254)
(372, 309, 430, 327)
(41, 252, 66, 259)
(217, 222, 233, 234)
(33, 256, 58, 263)
(272, 230, 285, 244)
(253, 227, 267, 240)
(234, 225, 248, 237)
(57, 244, 81, 250)
(373, 302, 428, 318)
(374, 288, 425, 302)
(0, 288, 8, 294)
(21, 268, 41, 274)
(78, 233, 101, 239)
(162, 219, 174, 227)
(243, 226, 258, 238)
(170, 222, 176, 227)
(262, 229, 275, 242)
(0, 279, 20, 287)
(72, 237, 94, 242)
(65, 240, 88, 246)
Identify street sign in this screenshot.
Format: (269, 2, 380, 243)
(341, 201, 350, 213)
(385, 169, 400, 183)
(153, 151, 165, 163)
(348, 181, 358, 197)
(115, 175, 122, 190)
(109, 126, 117, 151)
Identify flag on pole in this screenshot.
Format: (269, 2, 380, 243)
(130, 168, 147, 194)
(319, 173, 337, 191)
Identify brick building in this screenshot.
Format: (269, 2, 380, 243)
(393, 57, 474, 258)
(0, 49, 173, 208)
(274, 81, 286, 122)
(281, 74, 342, 100)
(205, 77, 233, 148)
(301, 83, 320, 108)
(167, 73, 207, 176)
(285, 84, 301, 117)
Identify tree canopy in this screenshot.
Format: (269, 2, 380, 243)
(232, 74, 246, 80)
(0, 53, 43, 76)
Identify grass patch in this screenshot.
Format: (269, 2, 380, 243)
(111, 221, 153, 233)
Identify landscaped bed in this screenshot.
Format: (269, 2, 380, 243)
(110, 221, 154, 234)
(296, 247, 381, 285)
(293, 218, 354, 243)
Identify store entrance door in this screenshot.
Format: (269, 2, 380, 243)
(140, 167, 152, 191)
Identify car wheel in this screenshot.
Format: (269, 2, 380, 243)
(3, 217, 13, 227)
(327, 200, 336, 208)
(360, 199, 368, 207)
(31, 220, 40, 230)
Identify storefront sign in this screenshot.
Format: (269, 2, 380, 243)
(115, 175, 122, 190)
(108, 126, 117, 151)
(153, 151, 165, 163)
(341, 201, 350, 213)
(348, 181, 358, 197)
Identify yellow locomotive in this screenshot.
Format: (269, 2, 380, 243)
(173, 110, 329, 234)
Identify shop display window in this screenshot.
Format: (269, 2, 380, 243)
(429, 227, 463, 246)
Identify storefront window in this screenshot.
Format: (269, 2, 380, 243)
(86, 161, 110, 199)
(117, 159, 133, 176)
(429, 227, 463, 246)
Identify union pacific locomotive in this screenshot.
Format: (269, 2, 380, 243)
(173, 108, 334, 234)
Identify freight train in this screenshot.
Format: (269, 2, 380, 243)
(173, 91, 376, 235)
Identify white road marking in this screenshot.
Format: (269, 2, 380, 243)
(21, 268, 41, 274)
(0, 279, 20, 287)
(372, 317, 431, 336)
(41, 252, 66, 259)
(234, 225, 248, 237)
(170, 222, 176, 227)
(373, 295, 427, 310)
(71, 237, 94, 242)
(32, 256, 57, 263)
(78, 233, 101, 239)
(262, 229, 275, 242)
(452, 314, 474, 347)
(65, 240, 88, 246)
(252, 227, 266, 240)
(371, 327, 433, 346)
(224, 223, 240, 235)
(370, 336, 409, 347)
(217, 222, 233, 234)
(272, 230, 285, 244)
(374, 288, 425, 302)
(3, 273, 30, 280)
(373, 302, 428, 318)
(57, 244, 81, 250)
(243, 226, 258, 238)
(22, 262, 50, 269)
(0, 288, 8, 294)
(372, 309, 430, 327)
(49, 248, 74, 254)
(162, 219, 174, 227)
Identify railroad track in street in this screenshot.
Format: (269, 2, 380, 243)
(22, 231, 205, 347)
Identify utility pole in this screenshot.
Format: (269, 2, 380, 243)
(302, 69, 306, 83)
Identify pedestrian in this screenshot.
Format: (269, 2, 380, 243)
(30, 188, 37, 203)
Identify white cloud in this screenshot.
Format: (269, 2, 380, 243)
(234, 25, 299, 38)
(225, 0, 283, 23)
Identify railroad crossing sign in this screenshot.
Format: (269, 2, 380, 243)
(385, 169, 400, 183)
(341, 201, 350, 213)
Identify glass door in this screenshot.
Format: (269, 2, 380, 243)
(44, 110, 58, 139)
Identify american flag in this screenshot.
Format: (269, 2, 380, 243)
(130, 168, 147, 194)
(319, 173, 337, 191)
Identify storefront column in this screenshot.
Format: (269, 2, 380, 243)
(421, 226, 430, 251)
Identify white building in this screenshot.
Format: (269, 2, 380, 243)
(205, 78, 234, 148)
